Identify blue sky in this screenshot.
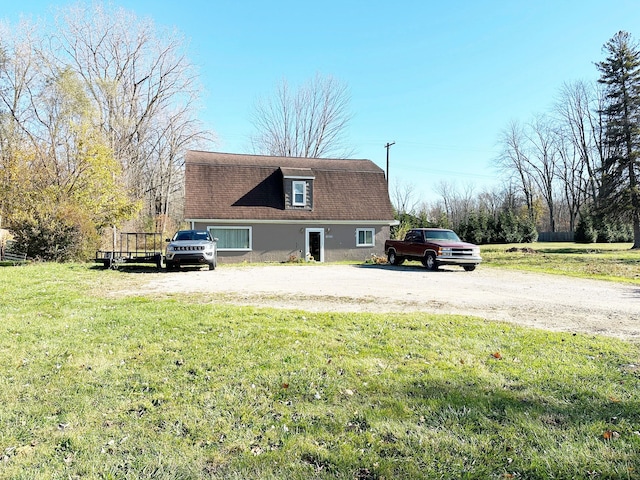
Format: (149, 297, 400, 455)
(3, 1, 640, 205)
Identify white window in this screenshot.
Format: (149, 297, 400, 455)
(356, 228, 375, 247)
(292, 181, 306, 206)
(209, 226, 252, 251)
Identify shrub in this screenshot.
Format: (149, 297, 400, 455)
(8, 201, 99, 261)
(520, 219, 539, 243)
(457, 211, 495, 244)
(603, 221, 634, 242)
(577, 211, 633, 243)
(496, 210, 522, 243)
(614, 223, 634, 242)
(596, 222, 615, 243)
(575, 215, 598, 243)
(285, 253, 304, 263)
(455, 209, 538, 245)
(365, 253, 387, 264)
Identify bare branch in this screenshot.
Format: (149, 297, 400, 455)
(251, 73, 354, 158)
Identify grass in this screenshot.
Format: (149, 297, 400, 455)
(1, 262, 640, 479)
(480, 242, 640, 284)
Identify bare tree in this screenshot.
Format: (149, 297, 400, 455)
(476, 188, 503, 220)
(525, 115, 559, 232)
(554, 128, 586, 232)
(497, 120, 535, 220)
(497, 116, 562, 231)
(434, 180, 476, 228)
(251, 73, 353, 158)
(434, 180, 454, 227)
(0, 2, 214, 243)
(48, 2, 214, 223)
(390, 179, 418, 215)
(0, 19, 52, 220)
(555, 81, 606, 214)
(0, 20, 43, 159)
(143, 107, 213, 235)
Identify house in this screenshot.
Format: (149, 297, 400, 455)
(183, 151, 397, 263)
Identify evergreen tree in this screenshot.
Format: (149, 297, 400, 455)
(575, 213, 598, 243)
(596, 31, 640, 248)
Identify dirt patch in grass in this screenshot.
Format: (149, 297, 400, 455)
(506, 247, 538, 254)
(121, 264, 640, 340)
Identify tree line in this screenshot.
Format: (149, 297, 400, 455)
(394, 31, 640, 249)
(3, 4, 639, 259)
(0, 2, 354, 261)
(0, 2, 213, 260)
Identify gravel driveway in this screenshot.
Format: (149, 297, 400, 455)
(141, 264, 640, 340)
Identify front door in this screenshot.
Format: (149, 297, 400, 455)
(305, 228, 324, 262)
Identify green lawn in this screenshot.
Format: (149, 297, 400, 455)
(481, 242, 640, 284)
(1, 261, 639, 479)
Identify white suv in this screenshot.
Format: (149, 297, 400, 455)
(165, 230, 217, 271)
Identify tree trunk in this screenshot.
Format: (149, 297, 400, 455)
(632, 213, 640, 249)
(630, 163, 640, 248)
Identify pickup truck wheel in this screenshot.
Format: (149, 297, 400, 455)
(387, 250, 404, 266)
(463, 265, 476, 272)
(422, 252, 438, 270)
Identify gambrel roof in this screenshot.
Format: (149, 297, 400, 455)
(184, 151, 395, 222)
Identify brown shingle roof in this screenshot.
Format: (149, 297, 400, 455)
(184, 151, 395, 222)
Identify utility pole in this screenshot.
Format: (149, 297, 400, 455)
(384, 142, 395, 187)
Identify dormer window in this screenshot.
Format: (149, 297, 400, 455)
(280, 167, 314, 210)
(292, 181, 306, 206)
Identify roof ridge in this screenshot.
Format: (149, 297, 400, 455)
(185, 150, 384, 173)
(187, 150, 371, 162)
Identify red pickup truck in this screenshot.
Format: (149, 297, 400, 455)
(384, 228, 481, 271)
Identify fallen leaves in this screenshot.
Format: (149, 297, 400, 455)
(603, 430, 620, 440)
(251, 445, 263, 456)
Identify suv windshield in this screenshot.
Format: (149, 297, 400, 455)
(174, 231, 210, 241)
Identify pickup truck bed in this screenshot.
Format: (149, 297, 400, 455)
(384, 228, 481, 271)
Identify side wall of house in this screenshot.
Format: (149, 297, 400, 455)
(190, 222, 390, 263)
